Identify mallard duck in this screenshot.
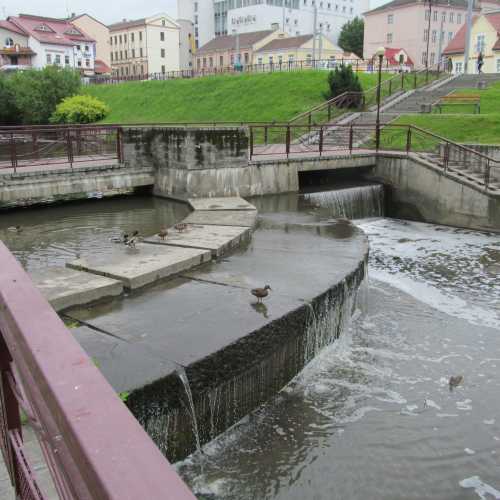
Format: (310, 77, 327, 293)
(251, 285, 272, 303)
(174, 223, 188, 233)
(7, 225, 22, 233)
(125, 235, 138, 249)
(449, 375, 464, 391)
(110, 232, 129, 244)
(158, 227, 168, 241)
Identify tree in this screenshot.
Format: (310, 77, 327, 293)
(0, 75, 19, 125)
(326, 65, 362, 104)
(338, 17, 364, 59)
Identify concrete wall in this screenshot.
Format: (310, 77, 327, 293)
(369, 154, 500, 232)
(0, 165, 154, 209)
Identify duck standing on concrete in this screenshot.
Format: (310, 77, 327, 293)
(158, 227, 168, 241)
(251, 285, 272, 303)
(174, 223, 188, 233)
(449, 375, 464, 391)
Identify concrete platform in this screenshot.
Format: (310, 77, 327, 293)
(143, 224, 252, 257)
(184, 210, 258, 227)
(188, 197, 256, 211)
(66, 244, 211, 290)
(31, 267, 123, 312)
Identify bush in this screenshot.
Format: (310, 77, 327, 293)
(0, 75, 19, 125)
(50, 95, 110, 124)
(6, 66, 81, 125)
(326, 65, 362, 106)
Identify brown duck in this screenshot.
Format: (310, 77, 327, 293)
(251, 285, 272, 303)
(158, 227, 168, 241)
(174, 223, 188, 233)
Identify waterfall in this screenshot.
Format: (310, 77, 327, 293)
(303, 184, 384, 220)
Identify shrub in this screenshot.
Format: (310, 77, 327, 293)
(326, 65, 362, 107)
(0, 75, 19, 125)
(50, 95, 110, 124)
(10, 66, 81, 124)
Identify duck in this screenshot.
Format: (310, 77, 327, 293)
(174, 223, 188, 233)
(158, 227, 168, 241)
(7, 225, 22, 233)
(251, 285, 272, 303)
(449, 375, 464, 391)
(110, 232, 129, 244)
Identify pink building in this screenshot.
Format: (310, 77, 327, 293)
(362, 0, 499, 69)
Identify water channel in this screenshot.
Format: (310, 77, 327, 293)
(1, 183, 499, 500)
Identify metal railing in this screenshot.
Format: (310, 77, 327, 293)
(0, 126, 123, 172)
(248, 122, 499, 190)
(85, 58, 419, 85)
(0, 241, 196, 499)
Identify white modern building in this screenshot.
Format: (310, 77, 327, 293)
(178, 0, 369, 49)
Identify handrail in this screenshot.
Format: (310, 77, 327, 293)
(0, 241, 196, 499)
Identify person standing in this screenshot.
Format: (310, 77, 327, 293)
(477, 52, 484, 74)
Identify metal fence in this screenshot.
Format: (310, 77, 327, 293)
(0, 126, 123, 172)
(0, 241, 196, 500)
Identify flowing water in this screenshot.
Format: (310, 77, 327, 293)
(175, 186, 500, 500)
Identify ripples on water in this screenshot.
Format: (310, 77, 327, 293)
(176, 211, 500, 499)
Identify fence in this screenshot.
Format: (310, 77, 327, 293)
(248, 122, 498, 190)
(85, 58, 425, 85)
(0, 126, 123, 172)
(0, 241, 196, 499)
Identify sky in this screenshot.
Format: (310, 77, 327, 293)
(1, 0, 389, 24)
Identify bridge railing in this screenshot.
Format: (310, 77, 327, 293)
(248, 122, 499, 190)
(0, 241, 196, 500)
(0, 126, 123, 173)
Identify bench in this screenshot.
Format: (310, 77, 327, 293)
(434, 94, 481, 114)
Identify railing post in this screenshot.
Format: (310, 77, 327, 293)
(32, 132, 39, 161)
(356, 59, 359, 72)
(286, 126, 291, 159)
(414, 71, 417, 89)
(308, 113, 312, 134)
(319, 126, 324, 156)
(116, 127, 124, 163)
(389, 78, 392, 95)
(327, 103, 331, 122)
(249, 127, 254, 160)
(443, 142, 450, 172)
(349, 124, 354, 154)
(9, 133, 17, 173)
(264, 126, 268, 145)
(66, 130, 74, 168)
(485, 159, 491, 190)
(406, 127, 412, 154)
(401, 71, 405, 90)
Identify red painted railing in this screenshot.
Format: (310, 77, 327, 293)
(0, 241, 196, 500)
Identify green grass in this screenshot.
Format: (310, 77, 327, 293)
(84, 71, 386, 124)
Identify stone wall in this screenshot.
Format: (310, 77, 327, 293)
(369, 154, 500, 232)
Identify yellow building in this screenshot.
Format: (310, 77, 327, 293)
(443, 12, 500, 73)
(253, 34, 359, 67)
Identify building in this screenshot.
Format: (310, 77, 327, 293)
(177, 18, 195, 71)
(178, 0, 370, 50)
(254, 33, 355, 66)
(363, 0, 490, 69)
(70, 13, 111, 73)
(378, 47, 414, 70)
(0, 19, 34, 68)
(108, 14, 181, 77)
(195, 29, 283, 71)
(443, 11, 500, 73)
(1, 14, 96, 74)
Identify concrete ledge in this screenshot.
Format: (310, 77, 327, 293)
(184, 210, 257, 227)
(31, 268, 124, 312)
(144, 224, 252, 258)
(187, 197, 256, 211)
(66, 245, 212, 290)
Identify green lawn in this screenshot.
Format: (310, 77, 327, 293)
(84, 71, 387, 124)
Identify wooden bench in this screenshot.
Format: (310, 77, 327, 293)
(434, 94, 481, 114)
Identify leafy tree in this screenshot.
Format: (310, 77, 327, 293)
(0, 75, 19, 125)
(326, 65, 362, 105)
(338, 17, 364, 59)
(50, 95, 110, 124)
(9, 66, 81, 124)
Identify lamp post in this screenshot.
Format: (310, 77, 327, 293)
(425, 0, 433, 82)
(375, 46, 385, 151)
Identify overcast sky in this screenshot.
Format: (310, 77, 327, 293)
(1, 0, 387, 24)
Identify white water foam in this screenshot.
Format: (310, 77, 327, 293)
(460, 476, 500, 499)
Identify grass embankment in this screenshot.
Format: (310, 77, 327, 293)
(84, 71, 386, 124)
(382, 81, 500, 148)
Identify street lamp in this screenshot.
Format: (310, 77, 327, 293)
(375, 46, 385, 151)
(425, 0, 433, 81)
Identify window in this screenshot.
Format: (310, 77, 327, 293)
(269, 56, 274, 64)
(425, 9, 430, 20)
(160, 32, 165, 41)
(220, 55, 224, 66)
(124, 50, 128, 59)
(139, 31, 142, 41)
(115, 51, 118, 60)
(124, 35, 127, 43)
(424, 29, 429, 42)
(65, 55, 70, 65)
(449, 12, 454, 22)
(448, 31, 453, 41)
(120, 50, 123, 59)
(387, 33, 393, 43)
(110, 37, 113, 45)
(111, 52, 114, 62)
(161, 48, 165, 58)
(55, 54, 61, 65)
(442, 11, 446, 22)
(114, 36, 117, 44)
(141, 64, 144, 74)
(161, 65, 165, 73)
(203, 57, 207, 67)
(476, 34, 485, 53)
(455, 61, 463, 73)
(5, 37, 14, 47)
(258, 57, 263, 64)
(457, 13, 462, 23)
(84, 45, 89, 52)
(433, 10, 438, 21)
(430, 52, 435, 64)
(77, 59, 82, 67)
(209, 57, 213, 67)
(421, 52, 427, 65)
(244, 52, 249, 63)
(388, 14, 394, 23)
(140, 48, 143, 57)
(278, 55, 283, 64)
(46, 53, 52, 64)
(85, 58, 90, 67)
(132, 49, 135, 58)
(131, 33, 135, 42)
(432, 30, 437, 43)
(162, 19, 166, 26)
(119, 35, 122, 44)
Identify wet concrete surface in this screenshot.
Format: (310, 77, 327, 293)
(184, 210, 257, 227)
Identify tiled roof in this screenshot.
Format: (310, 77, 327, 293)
(108, 18, 147, 31)
(365, 0, 474, 15)
(94, 59, 111, 74)
(69, 13, 109, 29)
(257, 34, 313, 52)
(0, 19, 28, 36)
(9, 14, 95, 46)
(197, 30, 274, 53)
(384, 47, 414, 65)
(442, 14, 484, 54)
